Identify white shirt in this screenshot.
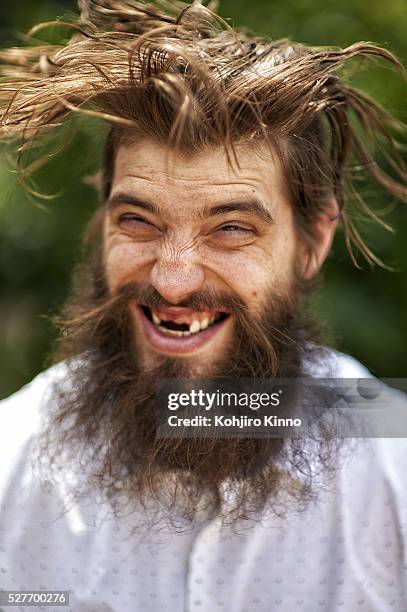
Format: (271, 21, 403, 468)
(0, 352, 406, 612)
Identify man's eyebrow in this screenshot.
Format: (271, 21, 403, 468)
(201, 200, 274, 224)
(106, 194, 274, 224)
(106, 194, 157, 214)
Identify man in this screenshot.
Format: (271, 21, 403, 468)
(0, 1, 406, 610)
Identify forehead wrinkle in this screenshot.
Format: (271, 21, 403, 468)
(117, 171, 270, 188)
(114, 139, 278, 187)
(112, 144, 281, 223)
(109, 177, 276, 224)
(114, 173, 275, 208)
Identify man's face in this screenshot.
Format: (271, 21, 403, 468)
(46, 140, 332, 523)
(103, 139, 300, 374)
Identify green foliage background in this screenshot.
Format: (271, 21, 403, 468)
(0, 0, 406, 399)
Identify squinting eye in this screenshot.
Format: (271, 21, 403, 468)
(210, 223, 256, 248)
(219, 224, 252, 233)
(118, 214, 150, 227)
(117, 214, 160, 239)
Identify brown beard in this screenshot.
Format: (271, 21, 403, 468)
(37, 252, 339, 530)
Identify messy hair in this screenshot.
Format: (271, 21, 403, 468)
(1, 0, 407, 264)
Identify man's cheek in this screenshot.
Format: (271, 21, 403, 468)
(103, 243, 150, 292)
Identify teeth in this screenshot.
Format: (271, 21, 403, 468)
(158, 326, 184, 337)
(152, 312, 161, 326)
(189, 320, 201, 334)
(152, 312, 224, 336)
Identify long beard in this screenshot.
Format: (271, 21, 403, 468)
(37, 254, 338, 530)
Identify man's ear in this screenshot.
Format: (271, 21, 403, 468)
(299, 198, 340, 279)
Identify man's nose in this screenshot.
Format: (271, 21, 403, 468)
(150, 243, 205, 305)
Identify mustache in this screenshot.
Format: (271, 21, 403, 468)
(116, 282, 249, 313)
(55, 280, 249, 341)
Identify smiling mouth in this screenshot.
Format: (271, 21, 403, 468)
(141, 305, 229, 337)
